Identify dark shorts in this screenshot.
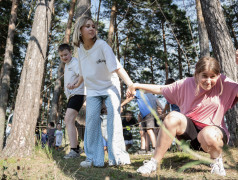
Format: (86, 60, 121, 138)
(141, 113, 155, 132)
(177, 117, 228, 151)
(67, 95, 85, 112)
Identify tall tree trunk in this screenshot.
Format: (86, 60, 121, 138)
(75, 0, 91, 21)
(0, 0, 18, 152)
(223, 7, 238, 49)
(46, 60, 53, 121)
(96, 0, 102, 26)
(121, 36, 129, 103)
(178, 45, 183, 79)
(65, 0, 77, 44)
(49, 0, 76, 123)
(56, 94, 63, 124)
(108, 1, 116, 47)
(39, 25, 53, 125)
(162, 21, 168, 80)
(200, 0, 238, 146)
(3, 0, 55, 157)
(195, 0, 210, 58)
(150, 57, 154, 84)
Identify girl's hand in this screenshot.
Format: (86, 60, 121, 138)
(126, 84, 136, 98)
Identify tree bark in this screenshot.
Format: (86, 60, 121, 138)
(195, 0, 210, 58)
(0, 0, 18, 152)
(75, 0, 91, 21)
(108, 1, 116, 47)
(150, 57, 154, 84)
(2, 0, 55, 157)
(39, 23, 53, 125)
(200, 0, 238, 146)
(162, 21, 168, 80)
(49, 0, 76, 123)
(178, 45, 183, 79)
(96, 0, 102, 26)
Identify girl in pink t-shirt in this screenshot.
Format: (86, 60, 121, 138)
(128, 56, 238, 176)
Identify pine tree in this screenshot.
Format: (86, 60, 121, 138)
(0, 0, 18, 152)
(3, 0, 55, 157)
(200, 0, 238, 146)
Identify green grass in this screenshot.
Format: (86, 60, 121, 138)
(0, 145, 238, 180)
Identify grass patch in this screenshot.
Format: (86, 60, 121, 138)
(0, 146, 238, 179)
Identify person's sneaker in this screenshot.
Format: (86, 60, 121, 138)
(63, 149, 80, 159)
(137, 149, 147, 155)
(137, 158, 157, 174)
(80, 160, 93, 168)
(210, 156, 226, 176)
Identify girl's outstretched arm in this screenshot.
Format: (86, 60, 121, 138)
(127, 83, 166, 97)
(115, 67, 133, 87)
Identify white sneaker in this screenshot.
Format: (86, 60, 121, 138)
(210, 156, 226, 176)
(137, 158, 157, 174)
(63, 149, 80, 159)
(80, 160, 93, 168)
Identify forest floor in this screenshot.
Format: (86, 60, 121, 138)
(0, 144, 238, 180)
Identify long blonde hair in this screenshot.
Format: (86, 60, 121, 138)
(194, 56, 223, 95)
(72, 16, 98, 47)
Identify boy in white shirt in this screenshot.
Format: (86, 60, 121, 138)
(58, 44, 85, 159)
(55, 123, 63, 150)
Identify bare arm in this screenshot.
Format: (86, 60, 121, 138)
(115, 67, 133, 87)
(121, 96, 134, 107)
(127, 83, 167, 97)
(67, 76, 84, 89)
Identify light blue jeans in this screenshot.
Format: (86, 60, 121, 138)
(84, 92, 130, 167)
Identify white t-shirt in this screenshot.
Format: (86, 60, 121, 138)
(64, 57, 85, 99)
(54, 130, 63, 146)
(78, 39, 122, 96)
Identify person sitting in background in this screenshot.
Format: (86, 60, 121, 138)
(122, 111, 137, 152)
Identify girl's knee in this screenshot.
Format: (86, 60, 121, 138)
(163, 111, 186, 127)
(198, 126, 223, 146)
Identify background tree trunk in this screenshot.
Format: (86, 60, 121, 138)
(2, 0, 55, 157)
(0, 0, 18, 152)
(178, 45, 183, 79)
(162, 21, 168, 80)
(49, 0, 76, 123)
(108, 1, 116, 47)
(195, 0, 210, 58)
(96, 0, 101, 26)
(200, 0, 238, 146)
(75, 0, 91, 21)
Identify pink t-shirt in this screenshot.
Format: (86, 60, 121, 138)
(162, 74, 238, 139)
